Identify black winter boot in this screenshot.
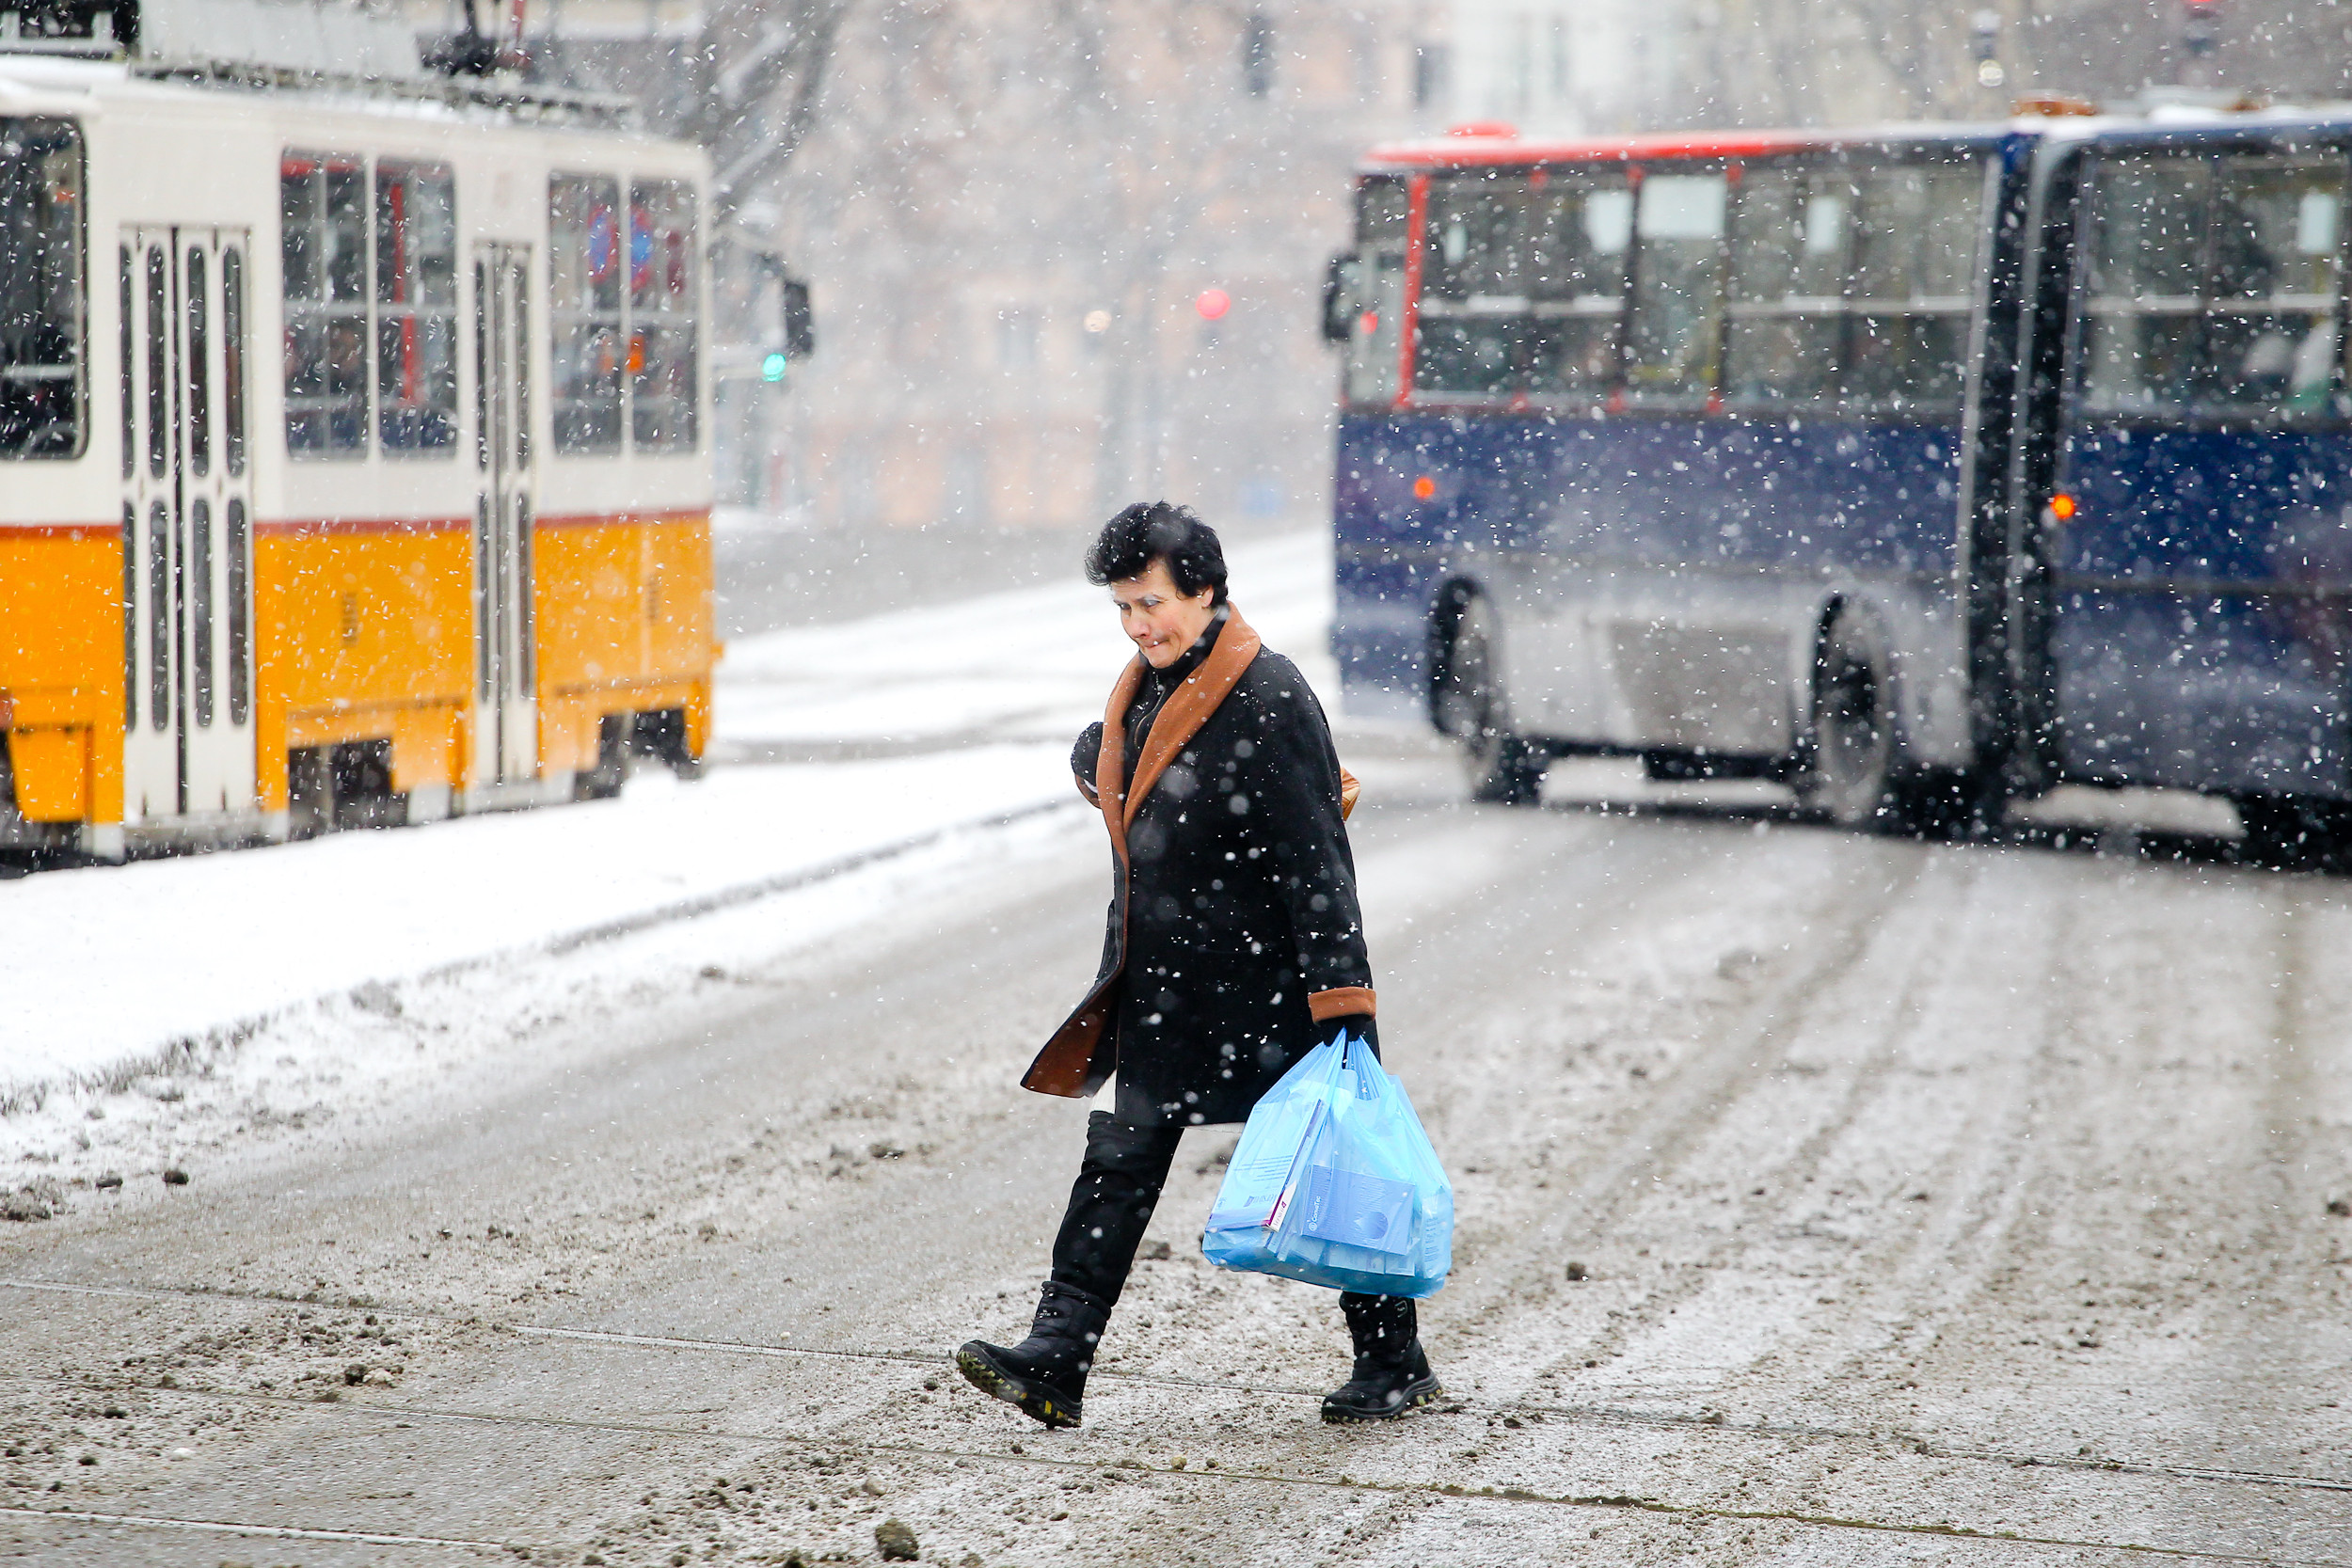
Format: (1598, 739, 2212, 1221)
(956, 1281, 1109, 1430)
(1322, 1292, 1442, 1423)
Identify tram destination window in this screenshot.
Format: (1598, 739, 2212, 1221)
(0, 118, 84, 460)
(282, 153, 370, 454)
(629, 180, 699, 451)
(1415, 168, 1629, 400)
(376, 163, 458, 453)
(550, 174, 624, 452)
(2080, 152, 2346, 420)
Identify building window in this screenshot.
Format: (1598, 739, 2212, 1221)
(281, 152, 370, 454)
(375, 162, 459, 452)
(550, 174, 625, 452)
(1242, 11, 1275, 98)
(0, 117, 83, 460)
(1413, 43, 1450, 111)
(629, 179, 699, 451)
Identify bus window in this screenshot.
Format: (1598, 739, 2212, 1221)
(2209, 159, 2341, 412)
(1846, 163, 1983, 413)
(1627, 172, 1725, 401)
(1343, 178, 1406, 405)
(376, 163, 459, 453)
(629, 179, 699, 451)
(1725, 166, 1846, 404)
(549, 174, 624, 452)
(1416, 169, 1628, 399)
(0, 118, 84, 460)
(2081, 153, 2344, 420)
(282, 153, 370, 454)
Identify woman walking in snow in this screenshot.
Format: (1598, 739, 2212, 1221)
(956, 501, 1443, 1429)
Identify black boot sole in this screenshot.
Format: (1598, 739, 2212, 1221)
(1320, 1373, 1444, 1424)
(956, 1343, 1083, 1430)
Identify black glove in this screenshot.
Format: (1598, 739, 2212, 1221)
(1327, 1015, 1379, 1058)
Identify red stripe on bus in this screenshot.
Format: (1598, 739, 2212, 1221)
(1362, 127, 1954, 169)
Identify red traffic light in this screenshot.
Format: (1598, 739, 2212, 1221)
(1195, 288, 1232, 321)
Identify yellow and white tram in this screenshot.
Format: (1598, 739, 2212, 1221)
(0, 46, 715, 855)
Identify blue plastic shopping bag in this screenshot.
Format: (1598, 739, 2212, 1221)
(1200, 1033, 1453, 1297)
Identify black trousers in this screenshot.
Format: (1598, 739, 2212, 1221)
(1048, 1110, 1397, 1322)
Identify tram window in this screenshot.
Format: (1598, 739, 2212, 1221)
(376, 163, 458, 453)
(117, 245, 133, 479)
(549, 174, 624, 452)
(1845, 163, 1982, 413)
(2081, 153, 2346, 420)
(1342, 178, 1406, 405)
(121, 501, 135, 728)
(282, 153, 369, 454)
(0, 118, 84, 460)
(221, 248, 246, 476)
(630, 180, 699, 450)
(190, 497, 213, 728)
(1627, 173, 1726, 402)
(1725, 166, 1846, 404)
(1415, 169, 1628, 399)
(144, 245, 165, 477)
(226, 498, 249, 725)
(186, 246, 210, 477)
(146, 499, 168, 731)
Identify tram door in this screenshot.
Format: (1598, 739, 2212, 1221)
(120, 228, 257, 821)
(472, 244, 537, 783)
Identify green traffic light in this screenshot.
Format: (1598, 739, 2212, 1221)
(761, 351, 788, 383)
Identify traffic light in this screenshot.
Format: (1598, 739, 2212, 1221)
(2184, 0, 2218, 58)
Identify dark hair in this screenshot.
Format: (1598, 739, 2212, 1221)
(1085, 502, 1228, 604)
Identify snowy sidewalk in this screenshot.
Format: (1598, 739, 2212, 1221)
(0, 531, 1333, 1104)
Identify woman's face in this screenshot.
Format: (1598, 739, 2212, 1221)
(1110, 558, 1216, 669)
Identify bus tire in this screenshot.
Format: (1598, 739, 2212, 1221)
(1437, 594, 1545, 806)
(1795, 612, 1903, 832)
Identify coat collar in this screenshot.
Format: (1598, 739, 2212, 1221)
(1092, 605, 1263, 857)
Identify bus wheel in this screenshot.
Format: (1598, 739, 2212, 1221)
(1438, 594, 1544, 806)
(1796, 615, 1899, 830)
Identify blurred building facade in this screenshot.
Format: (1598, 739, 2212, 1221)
(421, 0, 2352, 535)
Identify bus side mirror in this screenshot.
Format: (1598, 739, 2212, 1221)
(1321, 253, 1359, 345)
(783, 277, 815, 359)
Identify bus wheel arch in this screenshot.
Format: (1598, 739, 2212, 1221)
(1430, 582, 1545, 806)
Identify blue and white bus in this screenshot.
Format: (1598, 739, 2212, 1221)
(1324, 110, 2352, 846)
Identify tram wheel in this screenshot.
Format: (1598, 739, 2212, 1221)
(1795, 613, 1902, 831)
(1437, 594, 1545, 806)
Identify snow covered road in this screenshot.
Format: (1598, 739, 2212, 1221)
(4, 733, 2350, 1565)
(4, 525, 2349, 1567)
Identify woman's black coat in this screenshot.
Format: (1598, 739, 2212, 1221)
(1021, 606, 1375, 1126)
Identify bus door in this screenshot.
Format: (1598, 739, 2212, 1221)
(2052, 147, 2352, 796)
(472, 243, 536, 784)
(119, 227, 257, 822)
